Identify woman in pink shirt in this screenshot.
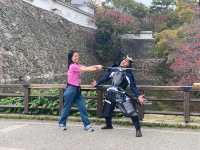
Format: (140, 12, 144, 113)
(59, 50, 102, 131)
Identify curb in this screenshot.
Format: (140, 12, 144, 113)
(0, 113, 200, 129)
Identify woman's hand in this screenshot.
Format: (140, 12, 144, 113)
(91, 80, 97, 87)
(138, 95, 145, 105)
(95, 65, 103, 71)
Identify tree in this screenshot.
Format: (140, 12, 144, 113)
(105, 0, 149, 18)
(150, 0, 176, 14)
(87, 0, 104, 13)
(153, 0, 196, 57)
(154, 29, 179, 57)
(169, 25, 200, 84)
(94, 7, 140, 62)
(153, 0, 198, 85)
(176, 0, 195, 23)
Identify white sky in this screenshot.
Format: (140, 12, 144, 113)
(135, 0, 152, 6)
(99, 0, 153, 6)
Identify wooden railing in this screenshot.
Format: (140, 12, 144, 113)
(0, 84, 200, 123)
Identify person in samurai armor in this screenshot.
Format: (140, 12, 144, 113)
(92, 56, 145, 137)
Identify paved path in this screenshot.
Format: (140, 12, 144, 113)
(0, 119, 200, 150)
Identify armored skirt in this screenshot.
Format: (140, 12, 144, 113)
(102, 87, 138, 117)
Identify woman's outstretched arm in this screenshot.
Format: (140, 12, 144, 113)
(80, 65, 103, 72)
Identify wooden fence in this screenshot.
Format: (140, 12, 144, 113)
(0, 84, 200, 123)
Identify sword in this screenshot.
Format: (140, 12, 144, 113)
(102, 66, 137, 71)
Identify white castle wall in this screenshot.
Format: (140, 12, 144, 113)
(23, 0, 96, 29)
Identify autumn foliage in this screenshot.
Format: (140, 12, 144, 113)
(169, 24, 200, 85)
(153, 1, 200, 85)
(95, 8, 140, 34)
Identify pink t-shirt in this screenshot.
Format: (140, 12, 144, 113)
(67, 64, 82, 86)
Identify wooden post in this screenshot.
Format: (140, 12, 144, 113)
(23, 84, 30, 114)
(138, 104, 144, 121)
(59, 88, 64, 115)
(183, 91, 190, 123)
(96, 89, 103, 116)
(138, 89, 145, 120)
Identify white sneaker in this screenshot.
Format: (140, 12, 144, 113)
(59, 124, 67, 130)
(87, 127, 95, 132)
(84, 125, 95, 132)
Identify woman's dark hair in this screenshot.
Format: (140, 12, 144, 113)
(67, 50, 77, 69)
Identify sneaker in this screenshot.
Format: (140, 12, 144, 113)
(136, 129, 142, 137)
(59, 124, 67, 130)
(101, 126, 113, 129)
(84, 125, 95, 132)
(86, 127, 95, 132)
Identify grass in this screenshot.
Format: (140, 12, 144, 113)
(0, 113, 200, 129)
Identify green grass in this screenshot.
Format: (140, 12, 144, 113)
(0, 113, 200, 129)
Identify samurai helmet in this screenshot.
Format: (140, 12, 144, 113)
(126, 55, 134, 63)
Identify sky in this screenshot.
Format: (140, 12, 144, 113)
(99, 0, 153, 7)
(135, 0, 152, 6)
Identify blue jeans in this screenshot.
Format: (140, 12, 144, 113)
(59, 86, 90, 127)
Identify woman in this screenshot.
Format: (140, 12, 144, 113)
(92, 56, 144, 137)
(59, 50, 103, 132)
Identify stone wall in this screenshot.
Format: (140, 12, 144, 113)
(0, 0, 98, 84)
(121, 39, 154, 59)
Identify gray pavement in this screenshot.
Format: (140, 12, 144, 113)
(0, 119, 200, 150)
